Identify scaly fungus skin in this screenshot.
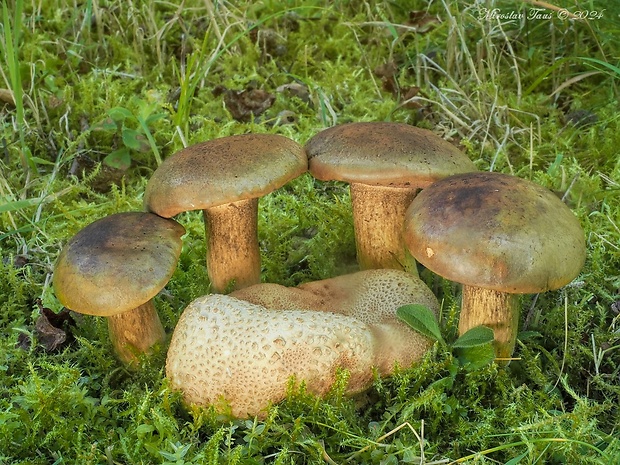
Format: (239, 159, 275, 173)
(231, 270, 440, 383)
(403, 172, 586, 360)
(169, 270, 440, 418)
(305, 122, 476, 272)
(143, 134, 307, 293)
(53, 212, 185, 365)
(166, 294, 376, 419)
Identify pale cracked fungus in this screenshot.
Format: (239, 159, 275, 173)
(166, 294, 377, 419)
(231, 269, 440, 380)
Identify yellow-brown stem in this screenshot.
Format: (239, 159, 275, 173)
(459, 286, 520, 361)
(203, 198, 260, 293)
(107, 300, 166, 366)
(350, 183, 419, 275)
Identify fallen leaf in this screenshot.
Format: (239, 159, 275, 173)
(275, 110, 297, 125)
(407, 10, 441, 33)
(374, 61, 422, 109)
(250, 27, 287, 57)
(0, 88, 15, 106)
(215, 86, 276, 122)
(34, 299, 76, 352)
(276, 83, 311, 103)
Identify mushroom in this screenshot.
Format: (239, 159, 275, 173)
(231, 269, 440, 374)
(402, 172, 586, 360)
(143, 134, 307, 293)
(305, 122, 476, 272)
(166, 270, 439, 418)
(53, 212, 185, 365)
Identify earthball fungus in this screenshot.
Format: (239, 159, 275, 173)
(403, 171, 586, 360)
(305, 122, 477, 272)
(232, 269, 440, 374)
(53, 212, 185, 365)
(167, 270, 439, 418)
(144, 134, 307, 293)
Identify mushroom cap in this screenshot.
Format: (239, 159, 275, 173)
(166, 294, 376, 418)
(143, 134, 307, 217)
(305, 122, 477, 187)
(53, 212, 185, 317)
(403, 172, 586, 293)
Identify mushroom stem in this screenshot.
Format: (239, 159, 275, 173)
(203, 198, 261, 293)
(459, 286, 520, 361)
(107, 300, 166, 365)
(350, 183, 419, 274)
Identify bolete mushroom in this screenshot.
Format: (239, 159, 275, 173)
(168, 270, 439, 418)
(305, 122, 477, 272)
(53, 212, 185, 365)
(402, 172, 586, 360)
(144, 134, 307, 293)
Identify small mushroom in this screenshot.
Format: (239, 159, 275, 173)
(305, 122, 476, 272)
(402, 172, 586, 360)
(53, 212, 185, 365)
(167, 270, 439, 418)
(144, 134, 307, 293)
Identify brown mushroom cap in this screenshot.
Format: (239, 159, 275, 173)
(143, 134, 308, 217)
(305, 122, 477, 187)
(403, 172, 586, 293)
(53, 212, 185, 316)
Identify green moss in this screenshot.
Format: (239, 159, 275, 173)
(1, 0, 619, 463)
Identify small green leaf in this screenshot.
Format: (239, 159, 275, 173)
(93, 116, 119, 132)
(396, 304, 444, 343)
(143, 111, 166, 126)
(517, 330, 542, 341)
(107, 106, 134, 123)
(0, 198, 40, 213)
(103, 148, 131, 170)
(427, 376, 454, 391)
(29, 156, 56, 166)
(136, 423, 155, 438)
(452, 325, 494, 348)
(122, 127, 150, 152)
(455, 343, 496, 371)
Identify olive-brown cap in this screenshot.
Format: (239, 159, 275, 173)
(144, 134, 307, 217)
(403, 172, 586, 293)
(53, 212, 185, 317)
(305, 122, 476, 187)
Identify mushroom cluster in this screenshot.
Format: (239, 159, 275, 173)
(52, 122, 586, 418)
(53, 134, 307, 364)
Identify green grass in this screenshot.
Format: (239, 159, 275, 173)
(1, 0, 619, 463)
